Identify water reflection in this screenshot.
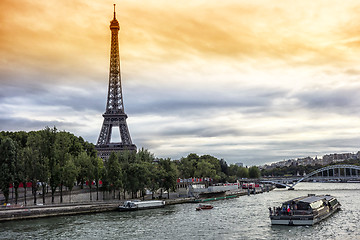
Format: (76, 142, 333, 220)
(1, 183, 359, 240)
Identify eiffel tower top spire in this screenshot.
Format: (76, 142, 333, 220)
(110, 4, 119, 29)
(113, 4, 116, 18)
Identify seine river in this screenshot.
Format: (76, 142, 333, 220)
(1, 183, 360, 240)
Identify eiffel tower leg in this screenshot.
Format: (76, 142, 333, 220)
(119, 121, 132, 145)
(97, 121, 112, 145)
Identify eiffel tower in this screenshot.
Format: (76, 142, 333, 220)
(96, 4, 136, 159)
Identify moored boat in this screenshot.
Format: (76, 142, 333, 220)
(196, 204, 213, 211)
(269, 194, 340, 226)
(118, 200, 165, 211)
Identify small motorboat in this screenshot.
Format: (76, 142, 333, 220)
(196, 204, 213, 211)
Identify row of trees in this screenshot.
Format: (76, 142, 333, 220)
(0, 128, 180, 204)
(176, 153, 260, 182)
(0, 129, 261, 205)
(0, 128, 101, 204)
(102, 150, 178, 200)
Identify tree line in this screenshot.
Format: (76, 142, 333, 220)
(176, 153, 260, 182)
(0, 128, 179, 204)
(0, 127, 101, 204)
(0, 128, 261, 205)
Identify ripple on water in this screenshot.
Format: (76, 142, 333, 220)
(1, 183, 360, 240)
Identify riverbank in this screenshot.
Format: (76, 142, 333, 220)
(0, 186, 274, 222)
(0, 202, 119, 222)
(0, 198, 197, 222)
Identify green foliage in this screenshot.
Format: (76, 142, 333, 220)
(159, 158, 178, 198)
(125, 162, 151, 197)
(228, 164, 249, 179)
(248, 166, 260, 178)
(194, 160, 216, 178)
(74, 152, 92, 188)
(63, 157, 78, 191)
(1, 128, 274, 204)
(136, 148, 155, 163)
(106, 152, 122, 193)
(0, 137, 16, 203)
(0, 128, 98, 204)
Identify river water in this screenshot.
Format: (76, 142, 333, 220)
(1, 183, 360, 240)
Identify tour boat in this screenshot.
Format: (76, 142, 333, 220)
(269, 194, 340, 225)
(118, 200, 165, 211)
(196, 204, 214, 211)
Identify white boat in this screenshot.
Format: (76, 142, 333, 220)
(118, 200, 165, 211)
(269, 194, 340, 225)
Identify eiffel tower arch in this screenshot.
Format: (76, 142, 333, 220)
(96, 5, 137, 159)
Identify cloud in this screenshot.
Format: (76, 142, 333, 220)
(293, 87, 360, 114)
(1, 0, 360, 166)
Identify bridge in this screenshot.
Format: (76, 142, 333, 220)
(261, 164, 360, 189)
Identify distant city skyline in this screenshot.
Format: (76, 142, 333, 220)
(0, 0, 359, 165)
(261, 151, 360, 169)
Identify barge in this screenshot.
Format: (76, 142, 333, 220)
(269, 194, 340, 226)
(118, 200, 165, 211)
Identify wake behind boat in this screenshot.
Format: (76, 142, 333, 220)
(269, 194, 340, 226)
(118, 200, 165, 211)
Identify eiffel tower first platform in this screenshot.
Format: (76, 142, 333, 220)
(96, 5, 137, 159)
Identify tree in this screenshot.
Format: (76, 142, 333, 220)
(85, 156, 95, 201)
(105, 152, 122, 199)
(24, 134, 41, 205)
(194, 159, 217, 179)
(19, 147, 30, 205)
(51, 130, 70, 203)
(27, 131, 50, 204)
(63, 157, 78, 202)
(228, 164, 249, 179)
(11, 141, 23, 204)
(178, 155, 197, 178)
(74, 152, 91, 189)
(248, 166, 260, 179)
(238, 167, 249, 178)
(125, 163, 150, 199)
(200, 155, 221, 175)
(148, 163, 164, 199)
(0, 137, 16, 203)
(136, 148, 155, 163)
(219, 159, 229, 176)
(92, 156, 103, 200)
(159, 158, 178, 199)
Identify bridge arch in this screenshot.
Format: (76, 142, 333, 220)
(261, 164, 360, 189)
(293, 164, 360, 187)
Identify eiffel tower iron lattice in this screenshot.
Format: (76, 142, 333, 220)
(96, 4, 136, 159)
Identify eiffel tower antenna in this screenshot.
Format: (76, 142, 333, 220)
(113, 4, 116, 18)
(96, 5, 137, 159)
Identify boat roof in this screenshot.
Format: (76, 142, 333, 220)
(299, 196, 326, 204)
(284, 195, 335, 205)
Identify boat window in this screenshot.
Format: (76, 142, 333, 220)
(310, 200, 324, 209)
(328, 199, 338, 207)
(296, 202, 309, 210)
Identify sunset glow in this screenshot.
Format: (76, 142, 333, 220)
(1, 0, 360, 165)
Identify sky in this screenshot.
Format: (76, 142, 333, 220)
(1, 0, 360, 166)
